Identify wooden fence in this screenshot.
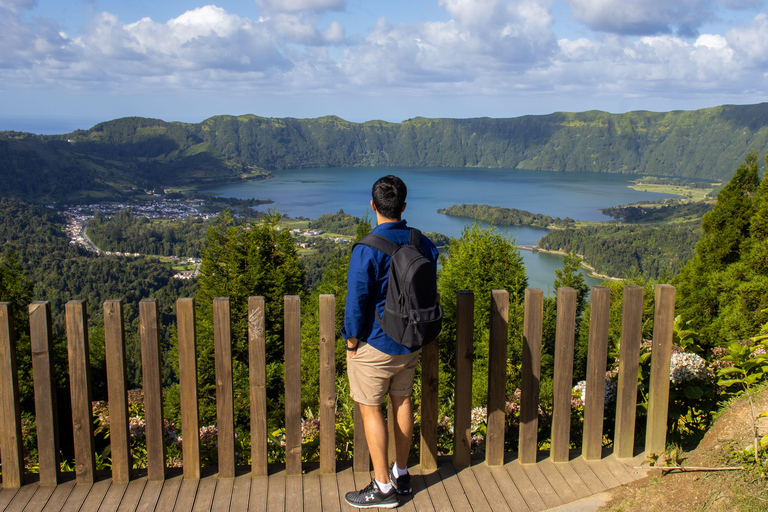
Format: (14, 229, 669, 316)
(0, 285, 676, 488)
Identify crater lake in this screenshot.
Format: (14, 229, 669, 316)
(201, 167, 678, 292)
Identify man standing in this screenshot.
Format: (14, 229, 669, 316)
(342, 175, 440, 509)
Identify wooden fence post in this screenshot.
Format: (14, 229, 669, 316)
(285, 296, 302, 475)
(0, 302, 24, 488)
(140, 298, 166, 481)
(583, 286, 611, 460)
(249, 296, 268, 477)
(104, 299, 131, 483)
(614, 286, 644, 458)
(420, 317, 440, 470)
(486, 289, 509, 466)
(66, 300, 96, 483)
(645, 284, 676, 455)
(453, 291, 474, 469)
(177, 298, 200, 479)
(29, 301, 61, 486)
(319, 295, 337, 474)
(213, 297, 235, 478)
(353, 402, 370, 473)
(551, 288, 577, 462)
(519, 289, 543, 464)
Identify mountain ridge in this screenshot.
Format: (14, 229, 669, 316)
(3, 103, 768, 202)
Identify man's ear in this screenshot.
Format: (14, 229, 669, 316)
(401, 202, 407, 213)
(370, 200, 377, 212)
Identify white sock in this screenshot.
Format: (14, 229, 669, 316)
(393, 463, 408, 477)
(377, 479, 393, 493)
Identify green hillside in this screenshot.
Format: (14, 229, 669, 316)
(3, 103, 768, 202)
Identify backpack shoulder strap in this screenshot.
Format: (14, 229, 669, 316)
(353, 233, 400, 257)
(409, 228, 422, 247)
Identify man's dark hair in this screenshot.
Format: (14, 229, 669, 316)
(371, 175, 407, 220)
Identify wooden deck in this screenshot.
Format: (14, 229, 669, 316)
(1, 454, 652, 512)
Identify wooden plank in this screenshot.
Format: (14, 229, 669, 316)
(40, 480, 75, 512)
(583, 287, 610, 460)
(582, 458, 622, 490)
(266, 470, 286, 512)
(336, 467, 358, 512)
(550, 288, 577, 463)
(467, 464, 511, 512)
(65, 300, 96, 484)
(104, 300, 132, 483)
(4, 482, 37, 512)
(172, 479, 198, 512)
(79, 479, 112, 512)
(453, 291, 474, 469)
(567, 457, 606, 494)
(285, 474, 303, 512)
(450, 464, 489, 512)
(116, 479, 147, 512)
(284, 296, 302, 476)
(177, 298, 200, 480)
(519, 289, 543, 464)
(213, 298, 235, 479)
(210, 476, 234, 512)
(614, 286, 644, 459)
(0, 488, 19, 512)
(318, 295, 337, 474)
(504, 460, 547, 512)
(486, 290, 509, 467)
(29, 301, 61, 487)
(318, 473, 341, 512)
(302, 471, 321, 512)
(248, 297, 268, 477)
(248, 476, 268, 512)
(536, 459, 577, 504)
(154, 476, 182, 512)
(135, 479, 164, 512)
(645, 285, 676, 455)
(549, 461, 591, 500)
(423, 464, 467, 512)
(407, 468, 435, 512)
(57, 480, 92, 512)
(518, 462, 563, 509)
(140, 299, 166, 481)
(420, 319, 440, 470)
(21, 484, 55, 512)
(0, 302, 24, 488)
(352, 403, 369, 473)
(230, 473, 250, 512)
(601, 455, 636, 486)
(97, 481, 128, 512)
(487, 464, 530, 512)
(190, 477, 216, 512)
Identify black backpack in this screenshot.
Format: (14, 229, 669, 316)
(354, 228, 443, 350)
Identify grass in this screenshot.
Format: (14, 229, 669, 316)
(628, 183, 716, 202)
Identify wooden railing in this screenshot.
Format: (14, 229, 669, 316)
(0, 285, 676, 488)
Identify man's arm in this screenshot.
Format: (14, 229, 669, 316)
(342, 245, 376, 353)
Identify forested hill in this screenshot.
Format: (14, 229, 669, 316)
(3, 103, 768, 202)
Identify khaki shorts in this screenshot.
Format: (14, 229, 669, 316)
(347, 342, 420, 406)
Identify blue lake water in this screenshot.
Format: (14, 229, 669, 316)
(201, 167, 677, 293)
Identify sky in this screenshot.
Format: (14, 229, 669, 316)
(1, 0, 767, 133)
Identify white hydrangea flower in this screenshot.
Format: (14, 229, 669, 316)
(669, 352, 714, 385)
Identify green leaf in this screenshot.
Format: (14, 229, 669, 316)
(683, 386, 704, 399)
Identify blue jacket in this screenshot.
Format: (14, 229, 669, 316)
(341, 219, 439, 355)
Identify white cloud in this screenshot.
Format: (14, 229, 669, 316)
(566, 0, 714, 37)
(255, 0, 344, 14)
(0, 0, 36, 14)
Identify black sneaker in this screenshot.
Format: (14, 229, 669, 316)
(344, 479, 399, 509)
(389, 463, 412, 496)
